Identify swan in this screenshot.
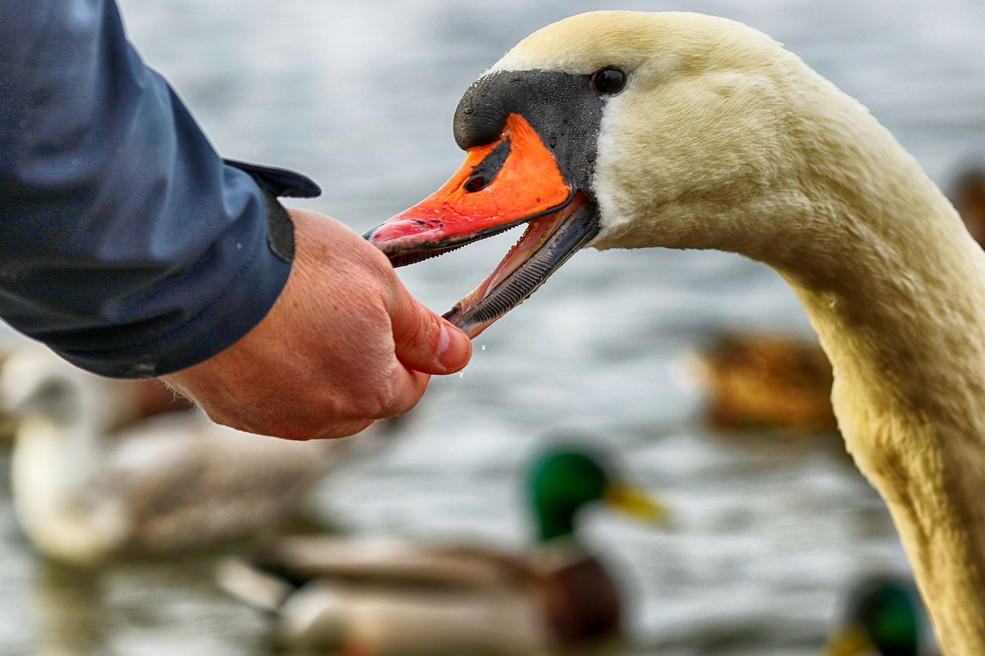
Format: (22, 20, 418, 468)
(217, 444, 667, 655)
(0, 346, 390, 566)
(365, 11, 985, 655)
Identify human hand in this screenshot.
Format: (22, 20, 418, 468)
(161, 208, 472, 440)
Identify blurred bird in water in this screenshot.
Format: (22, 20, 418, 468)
(218, 444, 668, 656)
(0, 345, 394, 567)
(950, 167, 985, 246)
(824, 576, 940, 656)
(689, 331, 837, 435)
(0, 377, 192, 445)
(0, 336, 193, 443)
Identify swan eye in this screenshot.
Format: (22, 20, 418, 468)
(591, 68, 626, 95)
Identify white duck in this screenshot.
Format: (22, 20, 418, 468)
(366, 11, 985, 655)
(0, 346, 388, 566)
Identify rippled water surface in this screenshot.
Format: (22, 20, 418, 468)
(3, 1, 985, 654)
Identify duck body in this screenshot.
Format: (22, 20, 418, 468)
(366, 12, 985, 654)
(224, 536, 621, 655)
(12, 410, 334, 563)
(0, 347, 377, 566)
(220, 445, 664, 655)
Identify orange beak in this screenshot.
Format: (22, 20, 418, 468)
(366, 113, 599, 337)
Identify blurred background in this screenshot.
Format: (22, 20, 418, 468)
(2, 0, 985, 654)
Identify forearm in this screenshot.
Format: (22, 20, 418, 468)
(0, 0, 317, 377)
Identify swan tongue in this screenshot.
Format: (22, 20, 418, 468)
(442, 192, 597, 337)
(365, 113, 596, 337)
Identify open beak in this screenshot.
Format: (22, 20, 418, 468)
(365, 113, 599, 338)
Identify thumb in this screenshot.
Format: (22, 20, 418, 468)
(390, 290, 472, 374)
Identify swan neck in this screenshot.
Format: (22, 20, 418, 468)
(781, 188, 985, 428)
(780, 183, 985, 655)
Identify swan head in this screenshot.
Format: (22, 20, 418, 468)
(366, 11, 824, 337)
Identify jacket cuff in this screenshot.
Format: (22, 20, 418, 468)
(53, 162, 321, 378)
(223, 159, 322, 262)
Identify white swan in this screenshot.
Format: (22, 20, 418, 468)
(366, 11, 985, 655)
(0, 346, 389, 566)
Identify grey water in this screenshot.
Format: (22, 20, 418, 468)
(2, 0, 985, 654)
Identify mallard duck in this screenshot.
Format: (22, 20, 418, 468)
(218, 444, 667, 655)
(0, 346, 389, 566)
(824, 576, 940, 656)
(364, 11, 985, 653)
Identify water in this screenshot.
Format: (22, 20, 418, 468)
(3, 1, 985, 654)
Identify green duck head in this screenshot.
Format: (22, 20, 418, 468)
(527, 445, 667, 544)
(824, 577, 926, 656)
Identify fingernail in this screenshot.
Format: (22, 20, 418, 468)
(437, 322, 472, 371)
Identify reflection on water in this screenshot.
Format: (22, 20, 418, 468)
(28, 557, 269, 656)
(2, 0, 985, 654)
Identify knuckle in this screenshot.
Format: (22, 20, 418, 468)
(391, 312, 425, 347)
(347, 386, 396, 419)
(346, 376, 420, 421)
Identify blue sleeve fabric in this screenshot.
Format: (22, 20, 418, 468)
(0, 0, 320, 378)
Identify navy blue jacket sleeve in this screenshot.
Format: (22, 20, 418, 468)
(0, 0, 319, 378)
